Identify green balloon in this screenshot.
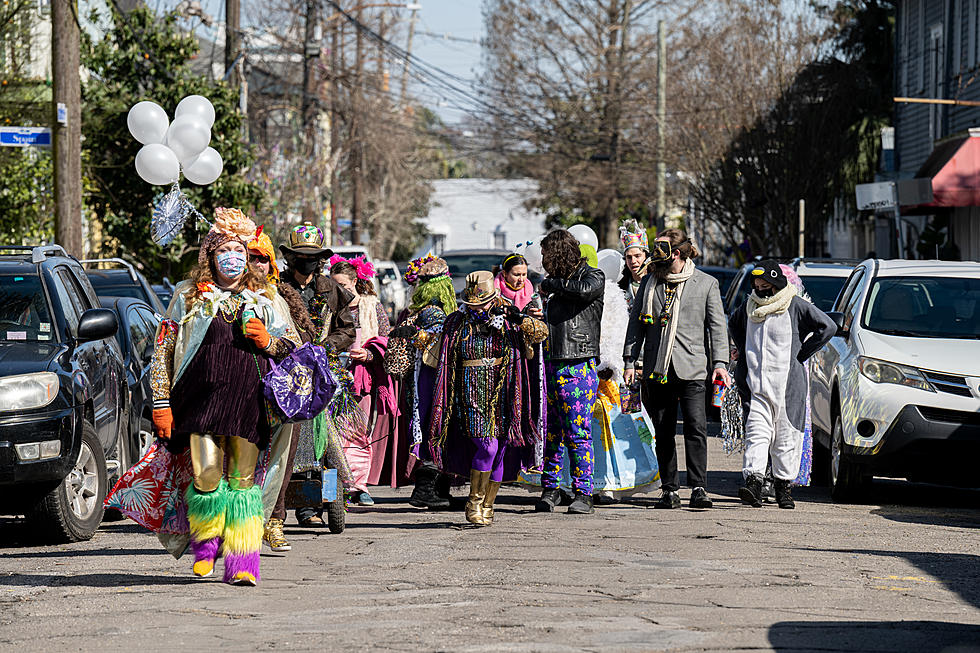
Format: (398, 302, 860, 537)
(579, 244, 598, 268)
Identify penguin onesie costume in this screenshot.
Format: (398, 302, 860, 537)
(728, 260, 836, 507)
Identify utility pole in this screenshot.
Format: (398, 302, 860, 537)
(655, 18, 666, 232)
(225, 0, 240, 87)
(328, 13, 341, 242)
(52, 0, 82, 256)
(399, 3, 419, 105)
(798, 199, 805, 258)
(350, 5, 364, 246)
(302, 0, 319, 221)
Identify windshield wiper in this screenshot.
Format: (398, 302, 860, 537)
(874, 328, 927, 337)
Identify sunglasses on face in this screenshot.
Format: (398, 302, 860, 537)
(250, 254, 271, 264)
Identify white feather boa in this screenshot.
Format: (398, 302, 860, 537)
(596, 280, 630, 384)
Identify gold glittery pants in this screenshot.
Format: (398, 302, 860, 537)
(190, 433, 260, 492)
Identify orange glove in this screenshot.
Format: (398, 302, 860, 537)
(152, 408, 174, 440)
(244, 317, 271, 349)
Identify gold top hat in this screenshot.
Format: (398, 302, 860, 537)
(462, 270, 499, 306)
(279, 221, 333, 257)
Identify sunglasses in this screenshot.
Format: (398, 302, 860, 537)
(250, 254, 271, 264)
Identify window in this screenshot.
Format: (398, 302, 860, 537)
(0, 274, 53, 342)
(834, 267, 865, 312)
(128, 307, 156, 363)
(863, 276, 980, 338)
(52, 268, 82, 334)
(431, 234, 446, 255)
(493, 232, 507, 249)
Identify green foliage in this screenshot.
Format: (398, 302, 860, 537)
(0, 148, 53, 244)
(81, 2, 262, 281)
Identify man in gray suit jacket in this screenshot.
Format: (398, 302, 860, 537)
(623, 229, 730, 509)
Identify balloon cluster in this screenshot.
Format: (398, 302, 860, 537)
(521, 224, 625, 282)
(127, 95, 224, 187)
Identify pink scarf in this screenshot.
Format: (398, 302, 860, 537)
(494, 272, 534, 310)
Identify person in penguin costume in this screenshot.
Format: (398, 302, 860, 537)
(728, 260, 837, 509)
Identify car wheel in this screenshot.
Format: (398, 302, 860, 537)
(25, 422, 107, 542)
(133, 417, 154, 464)
(829, 414, 870, 503)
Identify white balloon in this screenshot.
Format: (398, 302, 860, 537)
(524, 242, 544, 275)
(568, 224, 599, 250)
(175, 95, 216, 128)
(135, 143, 180, 185)
(182, 147, 223, 185)
(596, 248, 623, 282)
(166, 115, 211, 164)
(127, 101, 169, 145)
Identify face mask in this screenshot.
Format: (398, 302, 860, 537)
(651, 241, 672, 263)
(755, 287, 775, 298)
(292, 257, 320, 276)
(215, 250, 247, 278)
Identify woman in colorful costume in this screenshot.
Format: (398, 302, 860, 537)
(384, 254, 458, 509)
(128, 208, 300, 586)
(430, 271, 548, 526)
(329, 255, 394, 506)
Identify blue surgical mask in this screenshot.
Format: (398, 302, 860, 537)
(216, 250, 248, 278)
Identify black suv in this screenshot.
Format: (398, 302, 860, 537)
(0, 245, 128, 542)
(81, 258, 167, 314)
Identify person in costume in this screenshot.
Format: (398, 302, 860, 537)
(623, 228, 729, 510)
(246, 230, 318, 552)
(430, 271, 548, 526)
(279, 222, 358, 528)
(534, 229, 605, 516)
(385, 254, 459, 509)
(147, 208, 302, 585)
(329, 255, 394, 506)
(728, 260, 836, 509)
(494, 253, 543, 317)
(618, 219, 651, 309)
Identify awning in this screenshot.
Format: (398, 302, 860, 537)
(912, 132, 980, 208)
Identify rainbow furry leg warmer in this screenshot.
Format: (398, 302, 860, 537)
(186, 480, 228, 572)
(220, 485, 263, 585)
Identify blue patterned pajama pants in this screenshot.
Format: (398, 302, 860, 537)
(542, 358, 597, 494)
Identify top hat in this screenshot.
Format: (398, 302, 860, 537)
(751, 259, 788, 290)
(279, 222, 333, 257)
(462, 270, 499, 306)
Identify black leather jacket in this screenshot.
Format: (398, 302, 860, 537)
(541, 263, 604, 361)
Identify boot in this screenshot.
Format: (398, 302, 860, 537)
(481, 481, 501, 525)
(409, 464, 451, 509)
(185, 480, 228, 578)
(435, 472, 452, 501)
(567, 491, 594, 514)
(221, 485, 263, 586)
(535, 488, 560, 513)
(739, 474, 764, 508)
(774, 479, 795, 509)
(465, 470, 491, 526)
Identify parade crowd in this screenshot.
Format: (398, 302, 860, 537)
(106, 210, 837, 586)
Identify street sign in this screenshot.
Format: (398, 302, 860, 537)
(855, 182, 896, 210)
(0, 127, 52, 147)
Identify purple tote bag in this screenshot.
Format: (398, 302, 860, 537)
(262, 342, 338, 421)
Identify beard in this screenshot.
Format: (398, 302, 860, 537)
(652, 260, 672, 279)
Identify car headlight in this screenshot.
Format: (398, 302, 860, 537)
(0, 372, 60, 410)
(858, 357, 935, 392)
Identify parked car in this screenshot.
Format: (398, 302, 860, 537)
(374, 261, 408, 319)
(724, 258, 858, 316)
(440, 249, 544, 298)
(151, 278, 175, 310)
(81, 258, 167, 314)
(0, 245, 127, 542)
(100, 296, 161, 469)
(700, 265, 738, 298)
(808, 259, 980, 502)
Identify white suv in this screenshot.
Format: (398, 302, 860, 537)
(809, 259, 980, 502)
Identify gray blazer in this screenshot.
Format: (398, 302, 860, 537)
(623, 268, 729, 381)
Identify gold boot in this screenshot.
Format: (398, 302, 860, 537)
(465, 470, 491, 526)
(482, 481, 501, 525)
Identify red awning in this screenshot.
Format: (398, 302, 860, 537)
(913, 133, 980, 207)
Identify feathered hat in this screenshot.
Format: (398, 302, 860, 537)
(619, 218, 649, 253)
(247, 224, 280, 281)
(329, 254, 376, 280)
(404, 252, 449, 285)
(198, 207, 257, 268)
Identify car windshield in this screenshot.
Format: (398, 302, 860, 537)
(863, 276, 980, 339)
(0, 274, 54, 342)
(798, 275, 848, 312)
(377, 267, 398, 282)
(443, 254, 508, 276)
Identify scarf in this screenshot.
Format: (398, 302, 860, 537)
(644, 258, 695, 381)
(356, 295, 381, 342)
(747, 283, 797, 323)
(494, 272, 534, 310)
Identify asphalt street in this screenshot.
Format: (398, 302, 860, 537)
(1, 437, 978, 653)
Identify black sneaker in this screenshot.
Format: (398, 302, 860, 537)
(653, 490, 681, 509)
(738, 474, 764, 508)
(689, 487, 713, 509)
(535, 488, 560, 512)
(567, 492, 594, 514)
(774, 479, 795, 509)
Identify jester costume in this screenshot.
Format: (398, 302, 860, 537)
(429, 271, 548, 526)
(106, 208, 301, 586)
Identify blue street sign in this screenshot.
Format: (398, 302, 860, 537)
(0, 127, 52, 147)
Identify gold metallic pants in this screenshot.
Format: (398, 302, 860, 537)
(190, 433, 260, 492)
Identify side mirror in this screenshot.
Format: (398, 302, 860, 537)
(77, 308, 118, 342)
(826, 311, 847, 338)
